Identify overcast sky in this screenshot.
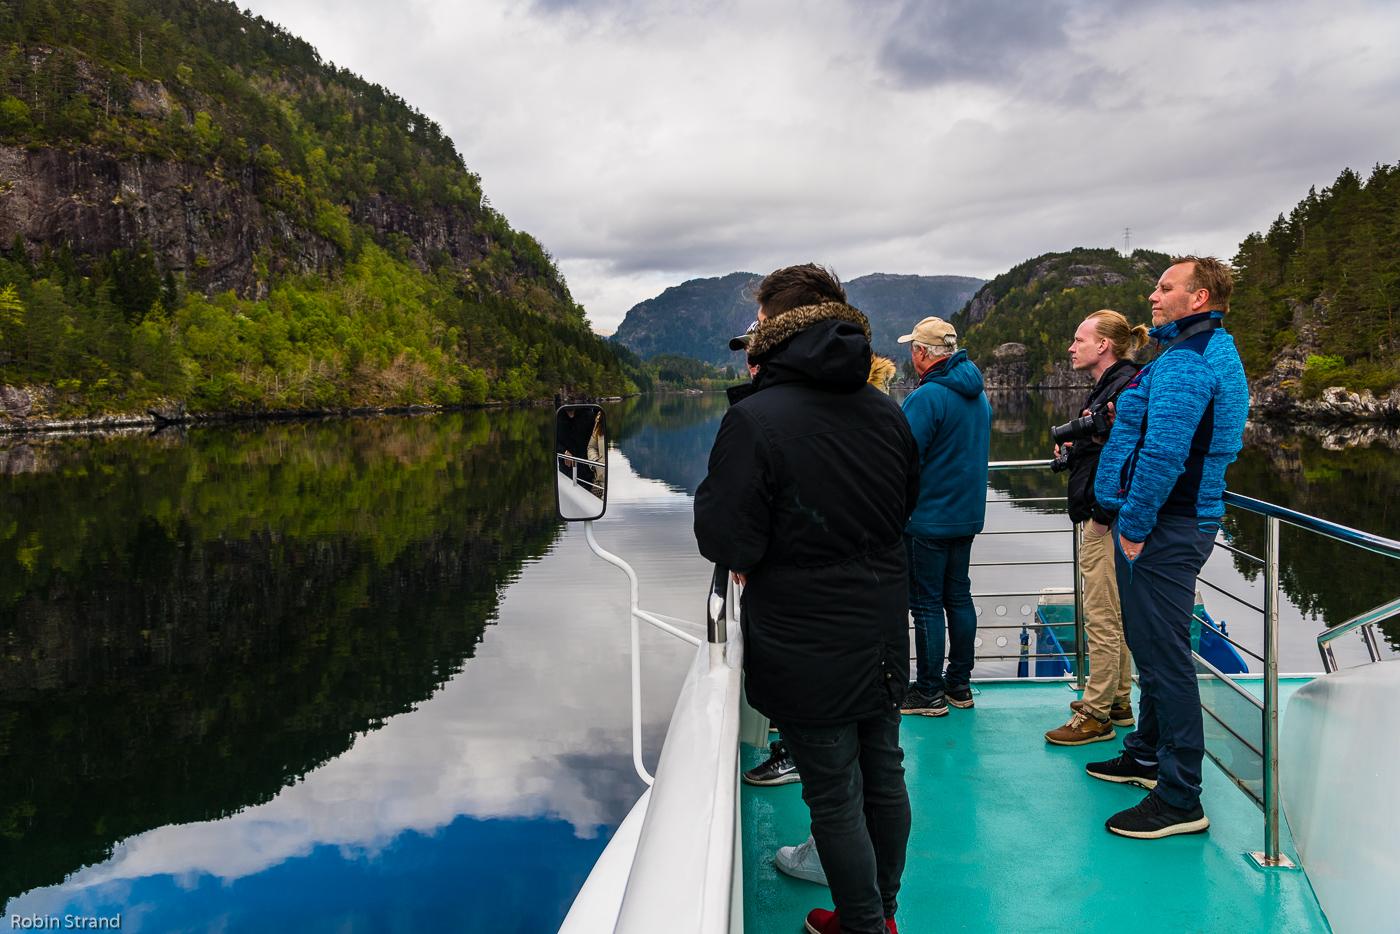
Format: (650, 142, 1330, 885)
(241, 0, 1400, 333)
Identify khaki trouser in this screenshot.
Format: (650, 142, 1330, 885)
(1079, 521, 1133, 718)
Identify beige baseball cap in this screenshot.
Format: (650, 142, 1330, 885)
(897, 316, 958, 349)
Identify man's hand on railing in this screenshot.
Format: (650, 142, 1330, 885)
(731, 571, 748, 586)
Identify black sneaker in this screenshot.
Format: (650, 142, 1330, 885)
(945, 684, 975, 709)
(743, 741, 800, 786)
(900, 687, 948, 717)
(1085, 751, 1158, 789)
(1106, 793, 1210, 839)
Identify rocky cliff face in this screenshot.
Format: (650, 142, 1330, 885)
(0, 143, 491, 298)
(1249, 298, 1399, 424)
(983, 342, 1030, 387)
(983, 342, 1092, 390)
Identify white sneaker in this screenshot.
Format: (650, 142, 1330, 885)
(774, 834, 828, 886)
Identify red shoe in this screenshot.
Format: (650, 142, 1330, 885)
(803, 908, 899, 934)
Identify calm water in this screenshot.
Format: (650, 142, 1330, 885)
(1, 392, 1396, 932)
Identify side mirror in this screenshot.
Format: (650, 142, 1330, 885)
(555, 404, 608, 521)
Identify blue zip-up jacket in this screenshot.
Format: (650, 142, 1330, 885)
(1095, 311, 1250, 543)
(901, 350, 993, 538)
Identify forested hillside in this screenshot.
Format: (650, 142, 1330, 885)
(1232, 162, 1400, 399)
(954, 248, 1171, 383)
(0, 0, 641, 419)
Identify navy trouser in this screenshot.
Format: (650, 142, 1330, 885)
(1115, 513, 1217, 809)
(777, 707, 910, 934)
(905, 534, 977, 694)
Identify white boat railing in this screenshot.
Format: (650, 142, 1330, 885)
(559, 532, 741, 934)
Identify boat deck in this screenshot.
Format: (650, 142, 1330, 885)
(740, 680, 1328, 933)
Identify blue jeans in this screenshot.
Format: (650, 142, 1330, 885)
(905, 534, 977, 695)
(777, 707, 910, 933)
(1116, 514, 1216, 809)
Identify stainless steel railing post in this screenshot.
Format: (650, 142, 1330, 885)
(1071, 521, 1087, 691)
(1361, 623, 1382, 663)
(1262, 515, 1282, 864)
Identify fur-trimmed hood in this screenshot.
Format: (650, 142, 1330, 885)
(746, 302, 874, 395)
(746, 302, 872, 360)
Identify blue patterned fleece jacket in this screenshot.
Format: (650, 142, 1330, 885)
(1094, 311, 1250, 543)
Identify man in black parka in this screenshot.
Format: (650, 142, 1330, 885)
(694, 264, 919, 934)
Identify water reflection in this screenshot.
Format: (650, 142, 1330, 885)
(609, 394, 731, 496)
(1, 414, 702, 932)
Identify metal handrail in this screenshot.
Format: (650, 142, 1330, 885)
(1224, 491, 1400, 560)
(1316, 595, 1400, 648)
(1193, 612, 1265, 664)
(1316, 595, 1400, 671)
(1214, 494, 1397, 868)
(970, 459, 1087, 687)
(558, 452, 607, 496)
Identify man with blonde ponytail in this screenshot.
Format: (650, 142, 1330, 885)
(1044, 310, 1147, 747)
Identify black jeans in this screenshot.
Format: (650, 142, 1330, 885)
(777, 707, 910, 933)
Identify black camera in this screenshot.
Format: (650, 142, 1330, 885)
(1050, 405, 1112, 447)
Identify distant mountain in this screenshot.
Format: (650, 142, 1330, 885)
(611, 272, 761, 366)
(611, 271, 984, 365)
(846, 273, 985, 358)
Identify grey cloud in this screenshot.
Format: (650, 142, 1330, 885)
(240, 0, 1400, 332)
(877, 0, 1074, 88)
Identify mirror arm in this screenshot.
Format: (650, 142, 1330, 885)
(707, 564, 729, 644)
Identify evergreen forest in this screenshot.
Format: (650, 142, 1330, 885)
(1230, 162, 1400, 397)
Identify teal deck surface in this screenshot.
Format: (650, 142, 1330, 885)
(740, 680, 1328, 934)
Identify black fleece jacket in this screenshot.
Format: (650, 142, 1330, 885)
(1065, 359, 1140, 525)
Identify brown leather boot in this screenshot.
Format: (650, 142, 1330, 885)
(1071, 699, 1135, 727)
(1046, 711, 1115, 746)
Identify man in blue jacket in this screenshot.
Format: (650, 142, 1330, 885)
(1087, 256, 1249, 839)
(897, 317, 992, 717)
